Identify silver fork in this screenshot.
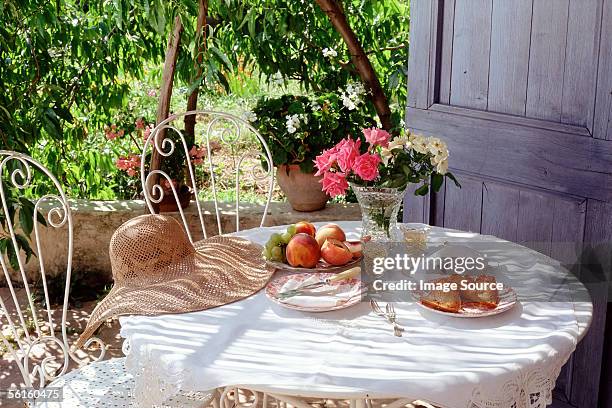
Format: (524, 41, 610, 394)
(385, 303, 405, 336)
(370, 300, 403, 337)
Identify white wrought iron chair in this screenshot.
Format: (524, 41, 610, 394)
(0, 151, 214, 407)
(140, 110, 275, 239)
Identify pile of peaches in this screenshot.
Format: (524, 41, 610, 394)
(262, 221, 362, 268)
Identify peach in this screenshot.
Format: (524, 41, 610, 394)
(344, 240, 363, 259)
(315, 224, 346, 247)
(295, 221, 316, 237)
(321, 238, 353, 266)
(286, 233, 320, 268)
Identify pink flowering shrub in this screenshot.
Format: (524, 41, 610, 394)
(109, 118, 208, 182)
(116, 155, 141, 177)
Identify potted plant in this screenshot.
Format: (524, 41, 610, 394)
(112, 119, 209, 212)
(252, 90, 374, 211)
(314, 127, 460, 240)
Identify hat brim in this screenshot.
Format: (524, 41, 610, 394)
(76, 236, 275, 348)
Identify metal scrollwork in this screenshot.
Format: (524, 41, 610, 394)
(141, 110, 275, 238)
(0, 150, 107, 388)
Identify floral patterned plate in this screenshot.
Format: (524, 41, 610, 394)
(266, 256, 361, 273)
(412, 285, 517, 318)
(266, 272, 365, 312)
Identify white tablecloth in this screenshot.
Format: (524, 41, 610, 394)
(119, 222, 592, 408)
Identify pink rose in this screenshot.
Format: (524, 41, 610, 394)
(135, 118, 145, 129)
(362, 127, 391, 149)
(353, 153, 381, 181)
(320, 171, 349, 197)
(314, 147, 338, 176)
(335, 137, 361, 173)
(148, 89, 157, 97)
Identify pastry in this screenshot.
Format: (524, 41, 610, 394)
(460, 275, 500, 309)
(420, 279, 461, 313)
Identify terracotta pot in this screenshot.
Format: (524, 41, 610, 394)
(276, 164, 328, 212)
(159, 184, 193, 213)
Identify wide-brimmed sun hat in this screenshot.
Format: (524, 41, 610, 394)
(76, 214, 274, 348)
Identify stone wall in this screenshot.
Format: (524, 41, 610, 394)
(2, 199, 361, 284)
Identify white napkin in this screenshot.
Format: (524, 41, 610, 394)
(279, 275, 361, 308)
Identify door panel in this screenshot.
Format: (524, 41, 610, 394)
(449, 0, 492, 110)
(405, 0, 612, 406)
(526, 0, 570, 121)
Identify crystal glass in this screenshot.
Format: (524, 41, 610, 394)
(350, 183, 406, 241)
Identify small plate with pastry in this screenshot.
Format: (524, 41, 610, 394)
(412, 274, 517, 318)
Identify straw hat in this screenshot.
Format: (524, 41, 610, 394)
(76, 214, 274, 348)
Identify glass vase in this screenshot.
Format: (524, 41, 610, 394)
(350, 183, 406, 241)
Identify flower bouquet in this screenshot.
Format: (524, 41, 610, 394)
(314, 128, 459, 240)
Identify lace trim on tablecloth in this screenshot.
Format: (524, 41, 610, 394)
(468, 351, 572, 408)
(122, 338, 189, 407)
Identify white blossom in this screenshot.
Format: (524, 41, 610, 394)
(322, 48, 338, 58)
(388, 135, 410, 151)
(380, 147, 393, 165)
(340, 82, 366, 111)
(410, 134, 429, 154)
(426, 136, 448, 157)
(436, 158, 449, 175)
(286, 114, 300, 134)
(341, 94, 356, 110)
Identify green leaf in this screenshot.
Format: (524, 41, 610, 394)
(446, 172, 461, 188)
(15, 234, 34, 264)
(18, 197, 34, 236)
(414, 184, 429, 196)
(209, 46, 233, 72)
(113, 0, 123, 30)
(42, 108, 62, 140)
(431, 173, 444, 192)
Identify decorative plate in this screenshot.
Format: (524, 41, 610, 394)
(266, 272, 365, 312)
(266, 256, 362, 273)
(412, 286, 517, 318)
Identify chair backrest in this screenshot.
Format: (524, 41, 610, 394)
(141, 110, 275, 241)
(0, 151, 105, 388)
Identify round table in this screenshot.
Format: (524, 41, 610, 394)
(119, 222, 592, 408)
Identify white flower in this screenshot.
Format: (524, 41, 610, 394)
(341, 82, 366, 111)
(436, 158, 449, 175)
(388, 135, 409, 151)
(341, 94, 356, 110)
(286, 114, 300, 134)
(347, 82, 365, 96)
(430, 151, 449, 165)
(410, 134, 428, 154)
(399, 118, 406, 128)
(322, 48, 338, 58)
(380, 147, 393, 165)
(427, 137, 448, 157)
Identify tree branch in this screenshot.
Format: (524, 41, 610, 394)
(314, 0, 392, 131)
(184, 0, 208, 138)
(149, 16, 183, 213)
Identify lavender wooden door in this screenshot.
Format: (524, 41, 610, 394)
(404, 0, 612, 407)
